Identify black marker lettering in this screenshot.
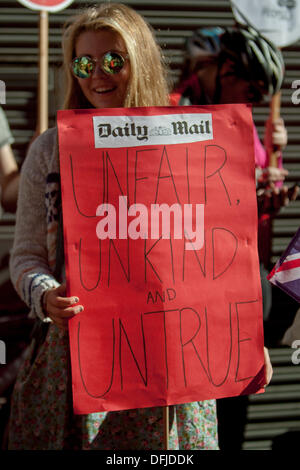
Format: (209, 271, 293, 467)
(204, 145, 231, 205)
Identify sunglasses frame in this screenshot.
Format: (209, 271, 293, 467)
(71, 51, 129, 79)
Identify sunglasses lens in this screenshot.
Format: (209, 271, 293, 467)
(102, 52, 125, 74)
(72, 56, 93, 78)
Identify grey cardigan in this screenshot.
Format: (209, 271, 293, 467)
(10, 127, 62, 321)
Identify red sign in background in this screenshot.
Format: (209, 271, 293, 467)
(57, 104, 265, 415)
(17, 0, 74, 12)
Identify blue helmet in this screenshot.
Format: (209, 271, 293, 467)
(185, 24, 285, 96)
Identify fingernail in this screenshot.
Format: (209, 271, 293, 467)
(75, 306, 84, 314)
(73, 297, 79, 303)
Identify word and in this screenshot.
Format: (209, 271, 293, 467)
(95, 197, 204, 250)
(147, 287, 176, 304)
(0, 340, 6, 364)
(291, 80, 300, 105)
(291, 339, 300, 365)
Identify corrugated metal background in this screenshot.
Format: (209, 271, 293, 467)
(0, 0, 299, 451)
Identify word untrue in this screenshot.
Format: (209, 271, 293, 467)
(95, 196, 204, 250)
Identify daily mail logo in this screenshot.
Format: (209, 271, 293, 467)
(93, 113, 213, 148)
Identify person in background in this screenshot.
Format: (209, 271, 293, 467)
(7, 3, 220, 451)
(171, 24, 300, 321)
(0, 106, 19, 213)
(171, 24, 296, 450)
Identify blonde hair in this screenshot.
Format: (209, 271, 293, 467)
(62, 3, 170, 109)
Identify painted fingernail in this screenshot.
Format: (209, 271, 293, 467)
(75, 306, 84, 314)
(73, 297, 79, 303)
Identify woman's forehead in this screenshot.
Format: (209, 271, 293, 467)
(75, 29, 126, 55)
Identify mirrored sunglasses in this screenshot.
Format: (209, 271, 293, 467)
(71, 52, 128, 79)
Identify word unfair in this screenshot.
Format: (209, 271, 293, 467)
(96, 197, 204, 250)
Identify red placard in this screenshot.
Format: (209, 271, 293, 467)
(18, 0, 74, 12)
(57, 104, 265, 415)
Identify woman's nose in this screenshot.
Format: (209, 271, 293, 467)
(92, 62, 107, 77)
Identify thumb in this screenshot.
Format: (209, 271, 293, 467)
(55, 282, 67, 296)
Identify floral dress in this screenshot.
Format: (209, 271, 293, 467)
(8, 323, 218, 450)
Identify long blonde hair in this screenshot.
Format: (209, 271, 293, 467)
(62, 3, 170, 109)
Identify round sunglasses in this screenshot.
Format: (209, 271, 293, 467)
(71, 51, 128, 79)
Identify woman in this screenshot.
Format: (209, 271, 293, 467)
(7, 3, 218, 450)
(0, 106, 19, 213)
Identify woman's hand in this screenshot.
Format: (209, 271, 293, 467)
(264, 347, 273, 387)
(272, 118, 288, 149)
(257, 182, 299, 215)
(43, 283, 84, 330)
(265, 117, 288, 150)
(261, 166, 288, 183)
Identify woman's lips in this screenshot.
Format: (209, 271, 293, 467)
(94, 86, 117, 94)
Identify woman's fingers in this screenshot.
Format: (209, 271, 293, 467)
(272, 118, 288, 148)
(48, 303, 84, 318)
(49, 293, 80, 309)
(43, 284, 84, 330)
(263, 347, 273, 387)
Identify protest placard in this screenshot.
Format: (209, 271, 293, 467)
(57, 104, 265, 414)
(18, 0, 74, 12)
(231, 0, 300, 48)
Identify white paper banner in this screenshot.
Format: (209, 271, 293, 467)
(93, 113, 213, 148)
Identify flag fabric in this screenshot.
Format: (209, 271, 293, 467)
(268, 227, 300, 303)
